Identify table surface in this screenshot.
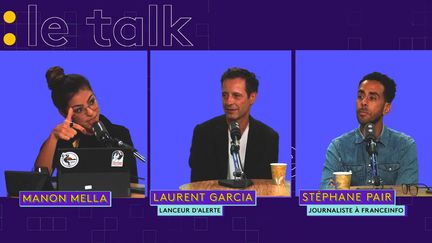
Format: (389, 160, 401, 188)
(179, 179, 290, 197)
(130, 183, 145, 198)
(350, 185, 432, 197)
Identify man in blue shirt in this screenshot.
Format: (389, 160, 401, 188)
(320, 72, 418, 189)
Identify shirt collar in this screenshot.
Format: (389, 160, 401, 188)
(354, 125, 388, 147)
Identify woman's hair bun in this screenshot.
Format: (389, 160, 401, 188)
(46, 66, 66, 90)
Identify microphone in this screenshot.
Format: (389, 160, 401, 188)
(113, 138, 146, 162)
(92, 121, 112, 146)
(229, 121, 241, 177)
(364, 123, 375, 140)
(230, 121, 241, 148)
(91, 121, 146, 162)
(218, 121, 253, 189)
(364, 123, 377, 155)
(364, 122, 381, 186)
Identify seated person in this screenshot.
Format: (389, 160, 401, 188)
(320, 72, 418, 189)
(34, 66, 138, 182)
(189, 67, 279, 182)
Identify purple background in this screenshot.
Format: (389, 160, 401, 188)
(151, 51, 291, 190)
(1, 0, 432, 242)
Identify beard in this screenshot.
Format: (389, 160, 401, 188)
(358, 114, 382, 126)
(356, 108, 384, 126)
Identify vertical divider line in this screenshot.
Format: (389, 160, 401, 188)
(147, 49, 151, 194)
(291, 49, 296, 197)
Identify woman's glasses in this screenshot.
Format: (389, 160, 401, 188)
(72, 95, 98, 115)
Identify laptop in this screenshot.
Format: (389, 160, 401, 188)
(55, 148, 133, 197)
(5, 171, 52, 197)
(58, 172, 130, 197)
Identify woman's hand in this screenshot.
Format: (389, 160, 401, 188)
(51, 107, 86, 141)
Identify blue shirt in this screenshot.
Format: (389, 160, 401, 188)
(320, 126, 418, 189)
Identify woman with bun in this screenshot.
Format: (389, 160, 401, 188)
(34, 66, 138, 182)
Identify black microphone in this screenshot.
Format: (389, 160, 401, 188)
(92, 121, 112, 146)
(91, 120, 146, 162)
(364, 122, 381, 186)
(112, 138, 146, 162)
(364, 123, 375, 140)
(230, 121, 241, 146)
(229, 121, 242, 178)
(218, 121, 253, 188)
(364, 123, 377, 155)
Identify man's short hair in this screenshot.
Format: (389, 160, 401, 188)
(359, 72, 396, 103)
(221, 67, 259, 96)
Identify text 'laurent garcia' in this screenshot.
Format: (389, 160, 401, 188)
(19, 191, 111, 207)
(150, 190, 256, 206)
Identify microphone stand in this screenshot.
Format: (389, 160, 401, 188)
(231, 142, 243, 178)
(218, 140, 253, 189)
(367, 139, 382, 186)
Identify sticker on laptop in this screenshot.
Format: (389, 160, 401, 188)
(111, 150, 124, 167)
(60, 152, 79, 168)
